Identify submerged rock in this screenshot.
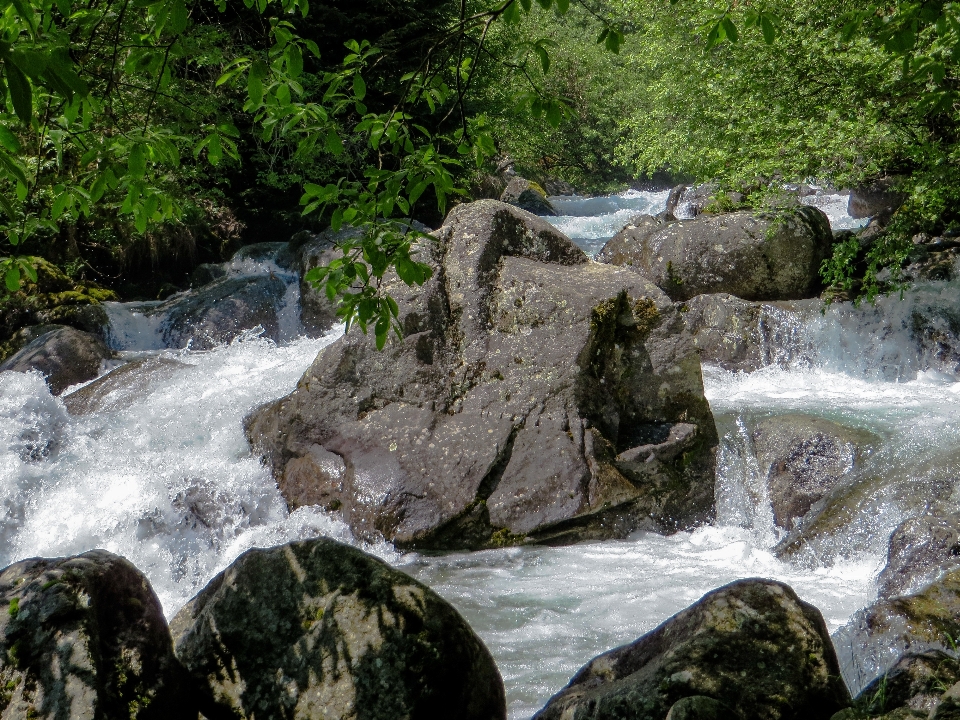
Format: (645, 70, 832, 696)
(158, 274, 288, 349)
(533, 578, 849, 720)
(62, 356, 188, 415)
(0, 326, 114, 394)
(0, 550, 195, 720)
(246, 200, 718, 550)
(753, 414, 875, 530)
(500, 177, 557, 216)
(878, 511, 960, 599)
(834, 569, 960, 696)
(597, 206, 833, 302)
(170, 538, 505, 720)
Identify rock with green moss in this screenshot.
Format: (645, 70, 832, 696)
(0, 257, 114, 361)
(0, 326, 114, 394)
(834, 570, 960, 697)
(246, 200, 718, 550)
(0, 550, 196, 720)
(532, 578, 849, 720)
(170, 538, 505, 720)
(853, 650, 960, 718)
(500, 177, 557, 216)
(596, 207, 833, 301)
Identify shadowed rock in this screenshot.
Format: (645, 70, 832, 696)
(533, 578, 849, 720)
(499, 177, 557, 216)
(245, 200, 718, 550)
(0, 550, 196, 720)
(879, 511, 960, 599)
(170, 538, 505, 720)
(597, 206, 833, 301)
(0, 326, 114, 394)
(853, 651, 960, 717)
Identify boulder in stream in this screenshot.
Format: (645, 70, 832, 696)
(62, 356, 188, 415)
(597, 206, 834, 301)
(753, 414, 875, 530)
(0, 550, 195, 719)
(0, 325, 114, 394)
(246, 200, 718, 550)
(499, 177, 557, 216)
(878, 511, 960, 599)
(170, 538, 506, 720)
(850, 650, 960, 717)
(532, 578, 849, 720)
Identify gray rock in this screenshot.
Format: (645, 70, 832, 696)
(170, 538, 506, 720)
(878, 511, 960, 599)
(595, 213, 677, 266)
(597, 207, 834, 302)
(500, 177, 557, 216)
(0, 550, 195, 720)
(934, 682, 960, 720)
(675, 182, 718, 219)
(848, 179, 907, 220)
(666, 696, 730, 719)
(294, 226, 358, 336)
(246, 200, 718, 550)
(230, 241, 295, 270)
(63, 356, 188, 415)
(665, 184, 686, 215)
(753, 415, 875, 530)
(543, 178, 576, 196)
(0, 326, 113, 394)
(159, 274, 288, 349)
(532, 578, 849, 720)
(190, 263, 226, 287)
(855, 651, 960, 717)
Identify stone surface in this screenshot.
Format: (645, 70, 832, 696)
(595, 213, 677, 266)
(834, 569, 960, 697)
(170, 538, 505, 720)
(753, 414, 875, 530)
(855, 651, 960, 717)
(246, 200, 718, 550)
(597, 207, 834, 302)
(63, 356, 188, 415)
(848, 179, 907, 220)
(0, 326, 113, 394)
(499, 177, 557, 216)
(532, 578, 849, 720)
(0, 550, 194, 720)
(878, 511, 960, 599)
(157, 274, 288, 349)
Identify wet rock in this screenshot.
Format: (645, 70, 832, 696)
(908, 302, 960, 376)
(500, 177, 557, 216)
(665, 184, 687, 215)
(854, 651, 960, 717)
(935, 683, 960, 719)
(878, 511, 960, 599)
(532, 578, 849, 720)
(159, 274, 288, 349)
(230, 241, 295, 271)
(170, 538, 505, 720)
(190, 263, 226, 287)
(63, 356, 188, 415)
(543, 178, 576, 196)
(680, 293, 818, 372)
(294, 226, 357, 336)
(246, 200, 718, 550)
(666, 696, 730, 719)
(0, 326, 114, 394)
(753, 414, 875, 530)
(0, 550, 195, 720)
(597, 206, 834, 302)
(674, 182, 718, 218)
(848, 179, 907, 220)
(595, 213, 677, 266)
(833, 569, 960, 696)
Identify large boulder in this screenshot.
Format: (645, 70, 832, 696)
(680, 293, 818, 372)
(595, 213, 677, 266)
(499, 177, 557, 216)
(245, 200, 718, 550)
(533, 578, 849, 720)
(597, 206, 834, 301)
(753, 415, 875, 530)
(833, 569, 960, 696)
(0, 325, 114, 394)
(0, 550, 195, 719)
(157, 274, 288, 349)
(878, 511, 960, 599)
(170, 538, 505, 720)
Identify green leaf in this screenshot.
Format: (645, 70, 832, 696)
(128, 143, 147, 177)
(55, 0, 71, 17)
(0, 127, 20, 154)
(286, 44, 303, 78)
(535, 46, 550, 74)
(519, 0, 531, 12)
(18, 258, 36, 283)
(353, 74, 366, 100)
(206, 134, 222, 165)
(5, 265, 20, 292)
(555, 0, 568, 13)
(5, 61, 32, 123)
(0, 193, 15, 220)
(760, 15, 776, 44)
(169, 0, 189, 34)
(326, 129, 344, 155)
(720, 17, 739, 44)
(546, 100, 562, 127)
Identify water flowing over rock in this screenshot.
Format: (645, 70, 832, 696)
(0, 326, 114, 395)
(500, 177, 557, 216)
(245, 200, 718, 549)
(596, 206, 834, 302)
(532, 578, 849, 720)
(851, 650, 960, 718)
(0, 550, 194, 720)
(62, 356, 188, 415)
(753, 414, 875, 530)
(170, 538, 506, 720)
(878, 511, 960, 599)
(834, 569, 960, 697)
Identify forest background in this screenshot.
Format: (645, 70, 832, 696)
(0, 0, 958, 347)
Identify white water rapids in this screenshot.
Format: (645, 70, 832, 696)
(0, 190, 957, 718)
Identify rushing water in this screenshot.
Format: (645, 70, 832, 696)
(0, 189, 957, 718)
